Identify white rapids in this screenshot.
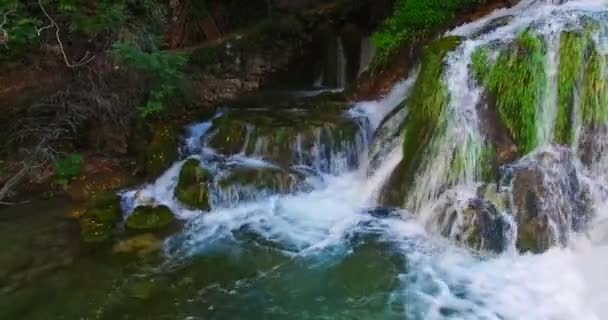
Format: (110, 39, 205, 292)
(121, 1, 608, 319)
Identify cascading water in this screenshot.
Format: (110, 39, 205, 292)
(111, 1, 608, 319)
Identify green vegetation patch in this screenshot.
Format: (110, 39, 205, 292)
(372, 0, 487, 63)
(485, 31, 546, 154)
(400, 36, 462, 195)
(555, 31, 586, 145)
(126, 205, 175, 231)
(581, 46, 608, 128)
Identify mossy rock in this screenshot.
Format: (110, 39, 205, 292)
(175, 159, 212, 210)
(144, 124, 179, 177)
(484, 31, 546, 154)
(126, 205, 175, 231)
(209, 110, 363, 169)
(80, 217, 114, 244)
(399, 36, 462, 200)
(79, 192, 122, 244)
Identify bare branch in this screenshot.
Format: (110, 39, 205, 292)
(36, 0, 95, 68)
(0, 9, 15, 48)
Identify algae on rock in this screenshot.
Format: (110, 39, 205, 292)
(126, 205, 175, 231)
(175, 159, 212, 210)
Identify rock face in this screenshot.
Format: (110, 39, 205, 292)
(509, 146, 592, 253)
(175, 159, 212, 210)
(126, 205, 175, 231)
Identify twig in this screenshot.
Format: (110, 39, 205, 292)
(36, 0, 95, 68)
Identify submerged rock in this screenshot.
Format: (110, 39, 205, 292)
(175, 159, 212, 210)
(113, 233, 162, 256)
(126, 205, 175, 231)
(216, 166, 309, 204)
(79, 192, 122, 244)
(509, 146, 593, 253)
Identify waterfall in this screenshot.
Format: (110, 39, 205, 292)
(336, 36, 348, 89)
(113, 1, 608, 319)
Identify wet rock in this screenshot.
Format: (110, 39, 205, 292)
(477, 183, 509, 212)
(144, 124, 179, 177)
(113, 233, 162, 256)
(364, 207, 400, 219)
(175, 159, 212, 210)
(79, 192, 122, 244)
(207, 110, 364, 171)
(126, 205, 175, 231)
(436, 192, 508, 253)
(509, 146, 593, 253)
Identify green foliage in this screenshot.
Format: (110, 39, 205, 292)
(485, 31, 545, 154)
(112, 42, 188, 117)
(555, 31, 586, 145)
(53, 153, 83, 186)
(372, 0, 486, 63)
(58, 0, 128, 35)
(0, 0, 41, 57)
(400, 36, 462, 193)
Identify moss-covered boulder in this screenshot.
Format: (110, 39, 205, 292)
(510, 146, 592, 253)
(175, 159, 212, 210)
(79, 192, 122, 244)
(126, 205, 175, 231)
(144, 124, 179, 177)
(208, 110, 363, 171)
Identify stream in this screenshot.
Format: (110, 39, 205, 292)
(3, 0, 608, 319)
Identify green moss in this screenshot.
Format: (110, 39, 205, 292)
(555, 31, 586, 145)
(471, 47, 490, 82)
(400, 36, 462, 194)
(372, 0, 487, 63)
(485, 31, 546, 154)
(581, 47, 608, 127)
(126, 205, 175, 231)
(175, 159, 212, 210)
(145, 124, 179, 177)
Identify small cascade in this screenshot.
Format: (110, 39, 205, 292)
(336, 36, 348, 89)
(358, 36, 375, 75)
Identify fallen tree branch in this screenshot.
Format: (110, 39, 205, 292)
(36, 0, 95, 68)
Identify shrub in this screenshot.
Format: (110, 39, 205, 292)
(53, 153, 83, 186)
(112, 42, 188, 117)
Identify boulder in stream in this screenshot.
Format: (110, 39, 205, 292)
(175, 159, 212, 210)
(509, 146, 593, 253)
(143, 124, 179, 177)
(79, 192, 122, 244)
(126, 205, 175, 231)
(435, 190, 509, 253)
